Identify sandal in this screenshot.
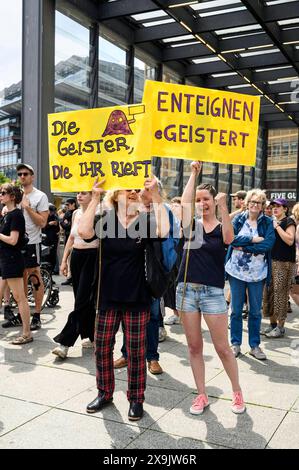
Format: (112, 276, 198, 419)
(11, 335, 33, 345)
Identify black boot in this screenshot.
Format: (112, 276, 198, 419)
(128, 402, 144, 421)
(2, 313, 22, 328)
(86, 393, 113, 414)
(4, 305, 14, 320)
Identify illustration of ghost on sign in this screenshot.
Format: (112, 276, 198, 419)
(102, 105, 145, 137)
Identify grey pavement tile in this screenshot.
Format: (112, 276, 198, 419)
(151, 347, 222, 392)
(267, 412, 299, 449)
(0, 396, 49, 439)
(237, 354, 299, 383)
(126, 429, 228, 449)
(0, 408, 140, 449)
(206, 369, 299, 410)
(57, 379, 190, 429)
(150, 396, 285, 449)
(291, 397, 299, 413)
(45, 346, 97, 375)
(0, 340, 56, 366)
(0, 362, 95, 407)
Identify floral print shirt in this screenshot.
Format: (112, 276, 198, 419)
(225, 220, 267, 282)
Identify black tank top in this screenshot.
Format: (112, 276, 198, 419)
(178, 222, 226, 289)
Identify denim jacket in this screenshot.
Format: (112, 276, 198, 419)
(225, 211, 276, 286)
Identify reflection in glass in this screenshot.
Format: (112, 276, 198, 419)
(134, 57, 155, 103)
(55, 12, 90, 112)
(0, 0, 22, 178)
(98, 36, 128, 107)
(266, 128, 298, 200)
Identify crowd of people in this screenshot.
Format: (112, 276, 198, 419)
(0, 160, 298, 421)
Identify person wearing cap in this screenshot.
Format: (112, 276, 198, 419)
(225, 189, 275, 360)
(16, 163, 49, 331)
(229, 190, 247, 221)
(262, 198, 296, 338)
(60, 198, 77, 286)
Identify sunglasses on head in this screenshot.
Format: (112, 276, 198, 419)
(17, 172, 30, 177)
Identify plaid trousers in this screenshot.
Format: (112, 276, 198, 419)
(95, 309, 150, 403)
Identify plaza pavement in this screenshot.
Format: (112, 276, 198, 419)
(0, 277, 299, 450)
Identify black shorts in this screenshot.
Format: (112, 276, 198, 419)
(22, 243, 41, 269)
(0, 251, 25, 279)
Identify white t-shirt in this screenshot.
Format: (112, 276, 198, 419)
(24, 187, 49, 244)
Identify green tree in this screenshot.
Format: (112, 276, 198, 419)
(0, 173, 10, 184)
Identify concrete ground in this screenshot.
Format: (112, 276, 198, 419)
(0, 277, 299, 449)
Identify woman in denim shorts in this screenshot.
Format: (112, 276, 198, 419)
(177, 161, 246, 416)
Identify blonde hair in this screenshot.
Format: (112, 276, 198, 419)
(104, 190, 120, 210)
(292, 203, 299, 223)
(245, 189, 267, 209)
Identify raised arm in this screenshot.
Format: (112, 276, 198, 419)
(78, 178, 105, 239)
(145, 177, 170, 238)
(181, 161, 202, 228)
(215, 193, 234, 245)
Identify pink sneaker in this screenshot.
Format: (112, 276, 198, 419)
(190, 394, 209, 415)
(231, 391, 246, 414)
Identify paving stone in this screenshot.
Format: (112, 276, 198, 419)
(0, 362, 95, 407)
(126, 429, 228, 449)
(0, 408, 139, 449)
(57, 379, 190, 429)
(0, 396, 49, 438)
(206, 369, 299, 410)
(150, 396, 285, 449)
(267, 412, 299, 449)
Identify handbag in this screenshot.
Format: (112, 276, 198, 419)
(144, 241, 173, 299)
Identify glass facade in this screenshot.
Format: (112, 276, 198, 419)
(55, 12, 90, 112)
(0, 0, 22, 179)
(266, 128, 298, 201)
(134, 57, 155, 104)
(98, 36, 128, 107)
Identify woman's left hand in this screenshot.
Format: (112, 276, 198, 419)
(144, 177, 159, 195)
(215, 192, 227, 210)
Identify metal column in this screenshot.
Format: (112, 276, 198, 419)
(126, 46, 135, 104)
(152, 64, 163, 179)
(297, 128, 299, 201)
(261, 127, 268, 191)
(89, 23, 99, 109)
(22, 0, 55, 196)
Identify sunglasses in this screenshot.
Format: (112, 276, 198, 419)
(17, 172, 30, 177)
(125, 189, 141, 193)
(0, 191, 7, 196)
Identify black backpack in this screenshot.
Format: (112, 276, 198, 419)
(144, 240, 173, 299)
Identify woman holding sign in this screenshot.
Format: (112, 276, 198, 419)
(78, 177, 169, 421)
(177, 161, 246, 415)
(52, 191, 98, 358)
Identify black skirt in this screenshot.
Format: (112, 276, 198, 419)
(0, 250, 25, 279)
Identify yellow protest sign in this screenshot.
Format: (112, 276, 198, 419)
(143, 80, 260, 166)
(48, 104, 151, 192)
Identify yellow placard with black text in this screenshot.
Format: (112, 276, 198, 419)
(143, 80, 260, 166)
(48, 104, 151, 192)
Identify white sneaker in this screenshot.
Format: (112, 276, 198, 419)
(52, 344, 69, 359)
(158, 327, 167, 342)
(164, 314, 180, 325)
(81, 339, 94, 349)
